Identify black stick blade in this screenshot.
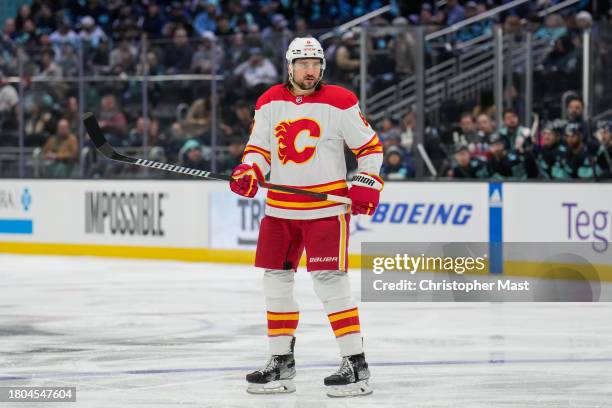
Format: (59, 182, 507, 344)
(82, 112, 116, 159)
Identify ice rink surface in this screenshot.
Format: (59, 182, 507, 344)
(1, 254, 612, 407)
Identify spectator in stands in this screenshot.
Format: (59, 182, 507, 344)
(333, 31, 360, 87)
(245, 24, 276, 61)
(566, 97, 583, 122)
(0, 72, 19, 130)
(35, 4, 56, 37)
(261, 14, 292, 63)
(191, 31, 225, 74)
(233, 47, 278, 99)
(79, 16, 107, 49)
(220, 100, 253, 140)
(226, 0, 256, 32)
(193, 1, 219, 36)
(536, 124, 566, 179)
(59, 44, 79, 77)
(486, 133, 527, 180)
(141, 2, 166, 39)
(42, 118, 78, 178)
(434, 9, 447, 32)
(81, 0, 111, 31)
(409, 3, 433, 26)
(14, 18, 37, 48)
(381, 145, 413, 180)
(454, 112, 480, 148)
(535, 14, 567, 42)
(457, 1, 492, 42)
(24, 98, 53, 145)
(555, 123, 602, 179)
(220, 136, 247, 173)
(2, 19, 16, 41)
(294, 18, 309, 38)
(128, 117, 163, 147)
(474, 113, 495, 159)
(169, 121, 188, 144)
(447, 144, 489, 179)
(542, 33, 578, 73)
(164, 27, 193, 74)
(234, 16, 250, 34)
(499, 108, 531, 152)
(504, 15, 522, 38)
(595, 121, 612, 178)
(37, 49, 62, 78)
(564, 95, 600, 152)
(445, 0, 465, 25)
(97, 94, 128, 142)
(49, 20, 78, 60)
(379, 117, 402, 144)
(15, 4, 31, 33)
(390, 17, 415, 77)
(88, 38, 111, 74)
(215, 13, 234, 39)
(227, 32, 251, 68)
(179, 139, 210, 171)
(64, 96, 80, 133)
(109, 37, 137, 75)
(165, 2, 192, 37)
(399, 110, 415, 150)
(185, 96, 211, 138)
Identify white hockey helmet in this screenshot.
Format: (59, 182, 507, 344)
(285, 37, 326, 70)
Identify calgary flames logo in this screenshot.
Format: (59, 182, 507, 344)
(274, 118, 320, 164)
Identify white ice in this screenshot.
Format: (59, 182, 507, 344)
(1, 254, 612, 407)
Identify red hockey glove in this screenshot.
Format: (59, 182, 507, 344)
(348, 173, 384, 216)
(229, 163, 264, 198)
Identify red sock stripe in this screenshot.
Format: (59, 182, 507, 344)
(267, 319, 299, 330)
(267, 311, 299, 337)
(330, 315, 360, 331)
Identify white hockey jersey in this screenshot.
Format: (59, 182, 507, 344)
(242, 84, 383, 220)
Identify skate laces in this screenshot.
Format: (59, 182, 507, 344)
(333, 356, 354, 378)
(261, 355, 281, 373)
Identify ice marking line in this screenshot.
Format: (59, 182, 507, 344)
(1, 357, 612, 381)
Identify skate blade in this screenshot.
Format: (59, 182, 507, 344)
(247, 379, 296, 394)
(326, 380, 373, 398)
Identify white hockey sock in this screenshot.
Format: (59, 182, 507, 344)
(263, 269, 299, 355)
(311, 270, 364, 356)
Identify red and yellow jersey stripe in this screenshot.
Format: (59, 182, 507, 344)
(351, 134, 383, 159)
(243, 144, 271, 165)
(266, 180, 348, 211)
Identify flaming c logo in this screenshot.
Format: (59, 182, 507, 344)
(274, 118, 320, 164)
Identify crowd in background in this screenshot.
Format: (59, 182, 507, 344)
(0, 0, 610, 179)
(378, 97, 612, 181)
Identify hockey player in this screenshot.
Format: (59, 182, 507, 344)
(229, 37, 383, 397)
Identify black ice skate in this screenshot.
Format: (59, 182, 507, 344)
(246, 337, 296, 394)
(324, 352, 373, 397)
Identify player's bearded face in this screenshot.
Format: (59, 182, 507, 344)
(291, 59, 322, 90)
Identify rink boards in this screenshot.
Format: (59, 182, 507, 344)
(0, 179, 610, 280)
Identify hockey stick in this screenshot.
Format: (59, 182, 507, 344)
(83, 112, 352, 204)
